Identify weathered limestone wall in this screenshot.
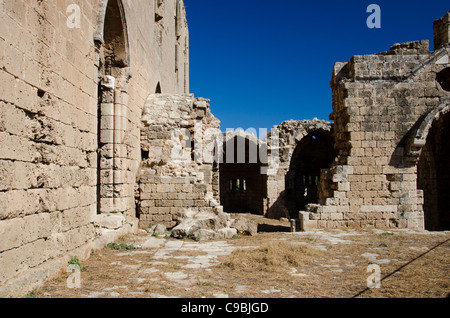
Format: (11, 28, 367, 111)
(0, 0, 189, 296)
(137, 94, 221, 228)
(97, 0, 189, 219)
(301, 15, 450, 230)
(434, 12, 450, 50)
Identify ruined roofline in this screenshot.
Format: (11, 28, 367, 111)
(434, 11, 450, 50)
(332, 11, 450, 85)
(332, 44, 450, 84)
(375, 40, 431, 56)
(215, 118, 334, 145)
(274, 118, 333, 127)
(222, 129, 263, 145)
(268, 118, 334, 136)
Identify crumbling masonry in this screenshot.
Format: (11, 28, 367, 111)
(301, 13, 450, 231)
(0, 0, 449, 297)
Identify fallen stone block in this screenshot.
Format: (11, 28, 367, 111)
(172, 207, 231, 238)
(216, 228, 238, 239)
(94, 214, 125, 230)
(171, 218, 201, 239)
(230, 217, 258, 236)
(147, 224, 167, 236)
(141, 237, 165, 249)
(171, 208, 236, 240)
(193, 229, 217, 241)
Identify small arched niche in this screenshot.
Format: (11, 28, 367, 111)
(155, 82, 162, 94)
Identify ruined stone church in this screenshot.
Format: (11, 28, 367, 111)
(0, 0, 449, 296)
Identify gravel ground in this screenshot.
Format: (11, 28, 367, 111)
(36, 216, 450, 299)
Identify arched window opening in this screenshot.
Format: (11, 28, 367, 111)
(155, 82, 162, 94)
(100, 0, 129, 73)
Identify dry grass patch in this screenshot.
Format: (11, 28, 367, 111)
(221, 241, 323, 273)
(39, 227, 449, 298)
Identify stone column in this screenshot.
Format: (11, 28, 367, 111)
(99, 75, 116, 214)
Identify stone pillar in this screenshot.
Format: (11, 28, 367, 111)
(99, 75, 116, 214)
(434, 12, 450, 50)
(112, 80, 130, 214)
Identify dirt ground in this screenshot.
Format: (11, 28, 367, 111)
(35, 215, 450, 299)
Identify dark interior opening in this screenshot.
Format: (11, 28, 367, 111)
(219, 136, 267, 215)
(418, 111, 450, 231)
(37, 89, 46, 98)
(155, 82, 162, 94)
(436, 67, 450, 92)
(286, 130, 336, 218)
(141, 149, 149, 160)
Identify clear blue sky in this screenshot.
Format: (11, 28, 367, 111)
(184, 0, 449, 133)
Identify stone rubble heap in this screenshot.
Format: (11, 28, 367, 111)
(168, 208, 258, 241)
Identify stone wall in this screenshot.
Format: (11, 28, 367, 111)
(1, 0, 448, 298)
(301, 13, 450, 230)
(0, 0, 189, 296)
(137, 94, 221, 228)
(434, 12, 450, 50)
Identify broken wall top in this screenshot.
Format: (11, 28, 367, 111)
(333, 12, 450, 85)
(140, 94, 221, 173)
(434, 11, 450, 50)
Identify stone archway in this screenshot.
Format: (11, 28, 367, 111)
(417, 106, 450, 231)
(286, 130, 335, 218)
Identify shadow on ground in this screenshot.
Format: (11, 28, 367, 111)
(258, 224, 291, 233)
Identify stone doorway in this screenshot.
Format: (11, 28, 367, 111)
(418, 110, 450, 231)
(286, 130, 335, 218)
(220, 135, 267, 215)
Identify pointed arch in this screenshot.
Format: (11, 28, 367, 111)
(94, 0, 130, 67)
(406, 103, 450, 163)
(416, 104, 450, 230)
(155, 82, 162, 94)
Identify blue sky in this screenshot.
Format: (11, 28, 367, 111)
(184, 0, 449, 134)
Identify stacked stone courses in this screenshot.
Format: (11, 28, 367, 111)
(0, 0, 449, 297)
(0, 0, 100, 294)
(0, 0, 190, 296)
(137, 94, 221, 228)
(300, 14, 450, 230)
